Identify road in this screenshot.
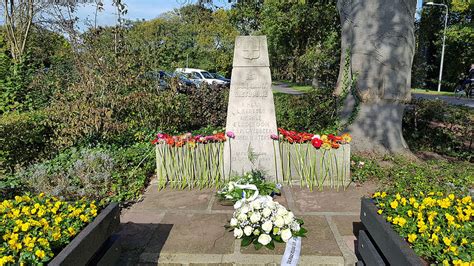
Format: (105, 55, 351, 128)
(412, 93, 474, 108)
(272, 83, 474, 108)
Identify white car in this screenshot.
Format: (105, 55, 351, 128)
(175, 68, 226, 86)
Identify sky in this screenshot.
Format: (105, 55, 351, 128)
(74, 0, 425, 27)
(74, 0, 232, 27)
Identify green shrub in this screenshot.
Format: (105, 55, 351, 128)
(403, 99, 473, 161)
(0, 111, 54, 172)
(15, 142, 155, 204)
(275, 89, 340, 133)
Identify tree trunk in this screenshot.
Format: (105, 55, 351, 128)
(335, 0, 417, 154)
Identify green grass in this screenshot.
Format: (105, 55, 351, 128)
(273, 80, 314, 93)
(411, 88, 455, 97)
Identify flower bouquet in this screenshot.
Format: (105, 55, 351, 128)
(217, 170, 281, 205)
(273, 128, 352, 190)
(228, 195, 307, 250)
(153, 131, 233, 189)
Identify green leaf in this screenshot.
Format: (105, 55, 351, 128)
(266, 240, 275, 250)
(241, 236, 253, 247)
(273, 235, 284, 243)
(254, 242, 263, 250)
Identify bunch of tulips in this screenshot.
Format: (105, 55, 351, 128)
(271, 128, 352, 190)
(153, 131, 234, 189)
(151, 132, 229, 147)
(274, 128, 352, 149)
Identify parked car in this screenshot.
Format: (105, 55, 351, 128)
(175, 68, 227, 87)
(141, 71, 169, 90)
(210, 72, 230, 87)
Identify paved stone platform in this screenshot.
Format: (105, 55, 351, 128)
(116, 180, 376, 265)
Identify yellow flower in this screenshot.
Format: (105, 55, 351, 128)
(430, 233, 439, 245)
(443, 237, 451, 246)
(14, 196, 22, 203)
(397, 217, 407, 227)
(461, 238, 468, 245)
(390, 200, 399, 209)
(449, 245, 458, 255)
(321, 135, 328, 141)
(52, 231, 61, 241)
(54, 216, 63, 225)
(38, 238, 49, 247)
(413, 202, 419, 209)
(461, 196, 471, 204)
(35, 249, 46, 259)
(401, 198, 407, 206)
(407, 210, 413, 217)
(321, 142, 331, 150)
(373, 192, 381, 198)
(409, 197, 416, 205)
(21, 223, 30, 232)
(377, 209, 383, 215)
(448, 194, 455, 201)
(407, 234, 417, 243)
(67, 227, 76, 236)
(381, 192, 387, 198)
(387, 216, 393, 222)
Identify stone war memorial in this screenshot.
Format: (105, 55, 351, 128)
(224, 36, 282, 181)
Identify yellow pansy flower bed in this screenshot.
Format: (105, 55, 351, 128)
(0, 193, 98, 265)
(372, 191, 473, 265)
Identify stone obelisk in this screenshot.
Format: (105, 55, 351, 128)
(224, 36, 281, 181)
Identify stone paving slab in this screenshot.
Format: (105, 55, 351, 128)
(144, 213, 234, 255)
(116, 180, 377, 265)
(290, 182, 376, 213)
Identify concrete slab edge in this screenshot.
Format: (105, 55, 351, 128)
(325, 215, 358, 265)
(140, 252, 345, 265)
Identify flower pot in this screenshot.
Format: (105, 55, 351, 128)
(358, 198, 425, 266)
(48, 203, 121, 266)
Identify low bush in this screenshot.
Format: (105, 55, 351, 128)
(0, 111, 54, 172)
(275, 89, 340, 133)
(14, 142, 155, 204)
(0, 193, 98, 264)
(403, 99, 473, 161)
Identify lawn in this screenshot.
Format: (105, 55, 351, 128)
(411, 88, 455, 97)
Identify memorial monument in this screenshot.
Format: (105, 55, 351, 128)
(224, 36, 281, 181)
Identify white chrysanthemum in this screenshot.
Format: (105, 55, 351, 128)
(262, 207, 272, 218)
(237, 213, 247, 222)
(250, 200, 262, 210)
(234, 228, 243, 238)
(230, 218, 238, 227)
(283, 212, 294, 224)
(244, 226, 253, 236)
(258, 234, 272, 245)
(274, 216, 285, 228)
(262, 220, 273, 233)
(250, 212, 261, 223)
(277, 207, 288, 217)
(281, 228, 292, 242)
(241, 205, 250, 214)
